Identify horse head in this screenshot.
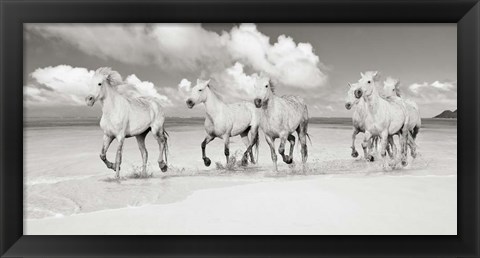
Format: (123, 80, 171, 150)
(355, 71, 380, 99)
(383, 77, 401, 97)
(186, 79, 210, 109)
(345, 82, 361, 110)
(85, 67, 123, 107)
(253, 76, 274, 108)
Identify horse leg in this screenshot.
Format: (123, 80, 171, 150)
(351, 129, 359, 158)
(385, 137, 392, 158)
(240, 131, 251, 166)
(408, 131, 417, 158)
(241, 128, 259, 166)
(201, 135, 215, 167)
(287, 134, 295, 164)
(135, 132, 148, 176)
(248, 128, 259, 164)
(152, 128, 168, 172)
(223, 135, 230, 166)
(400, 128, 409, 166)
(362, 131, 374, 162)
(100, 134, 115, 171)
(386, 135, 396, 158)
(114, 136, 125, 179)
(265, 135, 278, 171)
(278, 136, 290, 164)
(390, 135, 397, 157)
(379, 131, 389, 158)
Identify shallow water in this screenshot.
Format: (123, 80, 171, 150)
(24, 118, 457, 232)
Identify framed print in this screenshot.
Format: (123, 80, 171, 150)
(1, 0, 479, 257)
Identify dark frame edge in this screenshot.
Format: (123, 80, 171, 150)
(0, 0, 23, 257)
(458, 1, 480, 257)
(1, 0, 480, 257)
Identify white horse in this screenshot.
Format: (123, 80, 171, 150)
(345, 83, 395, 158)
(85, 67, 168, 178)
(253, 77, 309, 171)
(186, 79, 260, 167)
(353, 71, 409, 166)
(383, 77, 421, 157)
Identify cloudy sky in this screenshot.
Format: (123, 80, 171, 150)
(24, 23, 456, 118)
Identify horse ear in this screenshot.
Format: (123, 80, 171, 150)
(205, 79, 211, 85)
(360, 72, 365, 78)
(348, 82, 352, 88)
(372, 71, 379, 80)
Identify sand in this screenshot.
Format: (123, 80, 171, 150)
(23, 118, 457, 235)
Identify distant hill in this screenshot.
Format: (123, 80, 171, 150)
(434, 109, 457, 118)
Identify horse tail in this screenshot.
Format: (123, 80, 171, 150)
(303, 121, 312, 146)
(162, 129, 169, 164)
(305, 132, 312, 146)
(411, 126, 420, 140)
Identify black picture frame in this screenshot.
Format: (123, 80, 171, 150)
(1, 0, 478, 257)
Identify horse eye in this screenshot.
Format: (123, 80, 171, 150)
(98, 83, 102, 86)
(265, 85, 268, 88)
(367, 81, 371, 84)
(199, 89, 203, 92)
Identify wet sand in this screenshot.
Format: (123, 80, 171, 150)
(24, 118, 457, 235)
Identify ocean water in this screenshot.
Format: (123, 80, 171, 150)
(24, 117, 457, 220)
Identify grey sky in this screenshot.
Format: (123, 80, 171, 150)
(24, 23, 456, 118)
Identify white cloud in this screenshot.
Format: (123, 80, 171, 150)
(178, 79, 192, 93)
(209, 62, 259, 101)
(26, 65, 94, 105)
(27, 23, 328, 96)
(25, 65, 170, 106)
(124, 74, 172, 105)
(171, 78, 193, 102)
(406, 80, 457, 107)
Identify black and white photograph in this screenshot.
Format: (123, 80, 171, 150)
(23, 23, 457, 235)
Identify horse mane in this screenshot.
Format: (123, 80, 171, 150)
(115, 82, 159, 107)
(269, 79, 276, 94)
(394, 80, 401, 97)
(96, 67, 123, 86)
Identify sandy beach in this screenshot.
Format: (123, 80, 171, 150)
(24, 118, 457, 235)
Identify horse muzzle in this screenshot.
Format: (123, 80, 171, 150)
(354, 89, 363, 99)
(254, 98, 262, 108)
(345, 103, 352, 110)
(85, 95, 95, 107)
(186, 99, 195, 109)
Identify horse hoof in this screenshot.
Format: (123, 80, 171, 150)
(286, 156, 293, 164)
(367, 155, 374, 162)
(159, 162, 168, 172)
(203, 157, 211, 167)
(241, 158, 248, 166)
(107, 163, 115, 170)
(402, 160, 408, 166)
(351, 151, 359, 158)
(161, 165, 168, 172)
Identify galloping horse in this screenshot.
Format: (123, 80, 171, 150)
(383, 77, 421, 158)
(353, 71, 409, 166)
(186, 79, 260, 167)
(85, 67, 168, 178)
(345, 83, 395, 158)
(253, 77, 310, 171)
